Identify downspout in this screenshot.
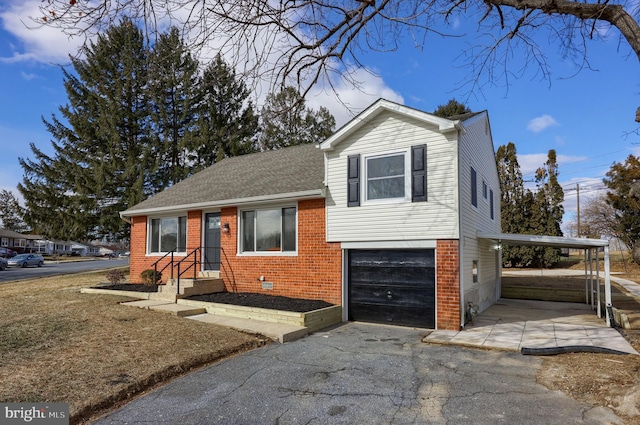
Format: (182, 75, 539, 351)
(456, 127, 465, 330)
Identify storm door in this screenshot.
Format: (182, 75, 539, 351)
(204, 212, 221, 271)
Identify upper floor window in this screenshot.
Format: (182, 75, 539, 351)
(241, 206, 296, 253)
(366, 153, 407, 201)
(149, 216, 187, 253)
(490, 189, 495, 220)
(471, 167, 478, 208)
(348, 145, 427, 207)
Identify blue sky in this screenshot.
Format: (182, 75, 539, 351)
(0, 1, 639, 234)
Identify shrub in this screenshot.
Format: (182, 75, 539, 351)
(106, 269, 126, 285)
(140, 269, 162, 286)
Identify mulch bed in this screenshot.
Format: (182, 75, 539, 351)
(186, 292, 334, 313)
(93, 283, 159, 293)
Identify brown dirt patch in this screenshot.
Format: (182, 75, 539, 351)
(0, 271, 263, 424)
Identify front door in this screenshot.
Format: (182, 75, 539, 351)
(204, 212, 221, 271)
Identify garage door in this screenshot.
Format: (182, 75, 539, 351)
(348, 249, 435, 328)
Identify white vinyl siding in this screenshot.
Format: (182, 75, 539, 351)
(459, 113, 501, 313)
(325, 111, 459, 242)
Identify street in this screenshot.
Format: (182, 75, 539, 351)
(0, 257, 128, 283)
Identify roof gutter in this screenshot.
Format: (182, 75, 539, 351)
(120, 189, 325, 218)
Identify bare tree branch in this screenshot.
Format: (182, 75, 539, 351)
(33, 0, 640, 113)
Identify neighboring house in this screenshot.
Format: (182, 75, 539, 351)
(27, 236, 74, 255)
(0, 228, 28, 253)
(71, 242, 101, 256)
(120, 99, 501, 331)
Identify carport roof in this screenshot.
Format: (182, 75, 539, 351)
(477, 232, 609, 249)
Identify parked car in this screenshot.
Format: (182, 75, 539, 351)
(0, 257, 7, 271)
(0, 247, 16, 258)
(8, 254, 45, 268)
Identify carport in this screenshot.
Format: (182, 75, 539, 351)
(477, 233, 612, 324)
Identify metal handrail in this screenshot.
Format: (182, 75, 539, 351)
(152, 246, 223, 294)
(175, 247, 201, 294)
(150, 249, 178, 284)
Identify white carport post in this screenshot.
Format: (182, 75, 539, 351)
(596, 249, 601, 317)
(604, 245, 612, 325)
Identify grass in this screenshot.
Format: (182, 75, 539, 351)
(0, 270, 263, 424)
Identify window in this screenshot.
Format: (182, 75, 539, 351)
(348, 145, 427, 206)
(149, 216, 187, 253)
(366, 153, 406, 200)
(471, 167, 478, 207)
(482, 180, 488, 200)
(241, 207, 296, 253)
(472, 260, 478, 283)
(490, 189, 495, 220)
(0, 238, 8, 247)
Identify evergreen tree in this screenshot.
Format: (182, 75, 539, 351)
(192, 54, 259, 169)
(259, 87, 335, 150)
(604, 155, 640, 263)
(532, 149, 564, 266)
(495, 142, 533, 267)
(19, 20, 152, 240)
(148, 27, 201, 187)
(432, 98, 472, 118)
(0, 190, 29, 233)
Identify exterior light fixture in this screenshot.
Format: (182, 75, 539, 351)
(222, 223, 230, 233)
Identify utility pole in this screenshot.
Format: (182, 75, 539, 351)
(576, 183, 581, 238)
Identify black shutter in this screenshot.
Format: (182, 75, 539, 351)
(347, 154, 360, 207)
(411, 145, 427, 202)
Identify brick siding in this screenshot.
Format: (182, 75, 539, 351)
(128, 199, 342, 305)
(436, 239, 461, 330)
(221, 199, 342, 306)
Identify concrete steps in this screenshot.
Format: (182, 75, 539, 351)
(160, 273, 224, 299)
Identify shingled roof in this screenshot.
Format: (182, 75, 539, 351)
(122, 143, 325, 216)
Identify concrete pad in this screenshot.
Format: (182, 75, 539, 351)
(423, 298, 639, 355)
(187, 313, 308, 343)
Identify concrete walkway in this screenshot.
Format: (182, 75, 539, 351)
(425, 298, 638, 355)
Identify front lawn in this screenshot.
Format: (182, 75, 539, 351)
(0, 271, 262, 424)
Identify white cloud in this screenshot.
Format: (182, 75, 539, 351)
(518, 153, 588, 181)
(0, 1, 83, 64)
(0, 0, 401, 128)
(527, 114, 558, 133)
(306, 69, 403, 127)
(20, 71, 38, 80)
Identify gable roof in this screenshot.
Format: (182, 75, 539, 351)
(121, 143, 326, 217)
(320, 98, 466, 151)
(0, 228, 27, 239)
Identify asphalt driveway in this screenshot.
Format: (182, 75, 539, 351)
(94, 323, 620, 425)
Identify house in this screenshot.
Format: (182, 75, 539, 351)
(26, 236, 73, 255)
(120, 99, 501, 331)
(71, 241, 101, 256)
(0, 228, 28, 253)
